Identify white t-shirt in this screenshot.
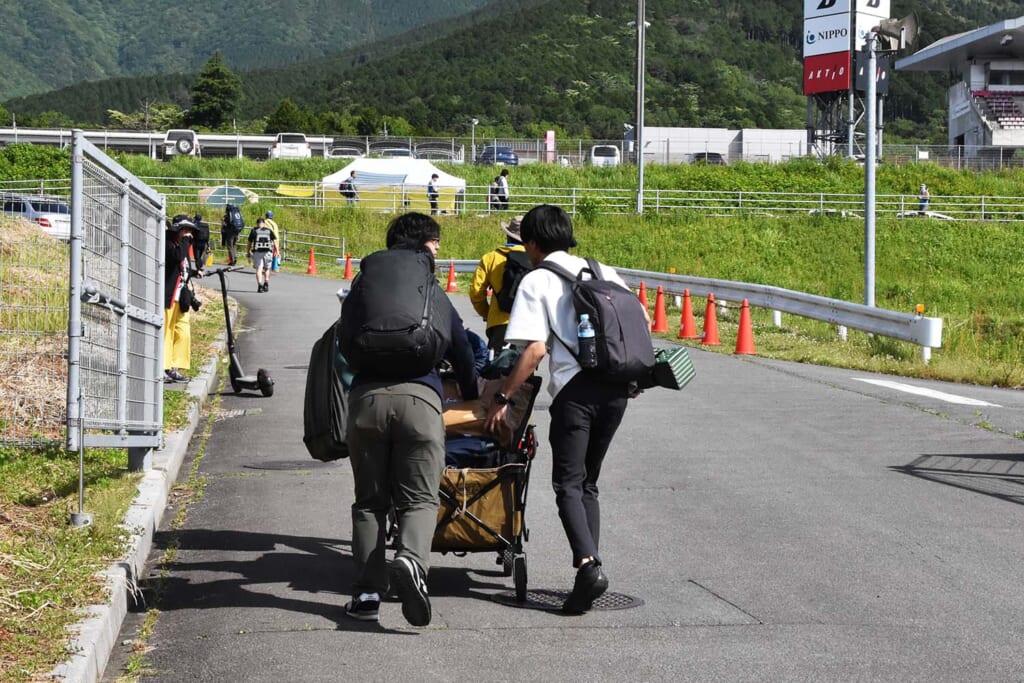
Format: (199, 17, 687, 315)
(504, 251, 629, 398)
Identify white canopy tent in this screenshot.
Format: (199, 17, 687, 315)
(322, 158, 465, 213)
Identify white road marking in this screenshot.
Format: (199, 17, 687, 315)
(853, 378, 1002, 407)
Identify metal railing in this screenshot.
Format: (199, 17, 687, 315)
(338, 257, 943, 362)
(7, 176, 1024, 222)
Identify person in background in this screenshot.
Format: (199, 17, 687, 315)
(341, 171, 359, 206)
(247, 217, 277, 293)
(497, 168, 511, 210)
(484, 204, 641, 615)
(221, 205, 243, 266)
(469, 215, 527, 352)
(263, 210, 279, 239)
(488, 176, 501, 213)
(164, 215, 200, 383)
(427, 174, 440, 215)
(343, 212, 479, 627)
(918, 184, 931, 214)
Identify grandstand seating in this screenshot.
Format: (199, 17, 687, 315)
(973, 91, 1024, 130)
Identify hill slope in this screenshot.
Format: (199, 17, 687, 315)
(0, 0, 495, 100)
(4, 0, 1021, 137)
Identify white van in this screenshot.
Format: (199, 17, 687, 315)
(163, 129, 200, 158)
(589, 145, 621, 167)
(269, 132, 312, 159)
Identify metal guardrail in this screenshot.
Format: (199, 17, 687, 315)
(337, 257, 943, 362)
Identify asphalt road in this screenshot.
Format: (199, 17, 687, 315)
(102, 270, 1024, 682)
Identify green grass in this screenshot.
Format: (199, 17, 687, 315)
(0, 287, 225, 682)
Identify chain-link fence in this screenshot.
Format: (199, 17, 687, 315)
(68, 131, 165, 452)
(0, 216, 70, 447)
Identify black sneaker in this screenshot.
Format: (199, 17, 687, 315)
(389, 556, 431, 626)
(562, 561, 609, 614)
(166, 369, 190, 383)
(344, 593, 380, 622)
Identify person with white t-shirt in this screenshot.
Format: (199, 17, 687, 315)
(484, 204, 643, 615)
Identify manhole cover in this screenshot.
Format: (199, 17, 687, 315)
(492, 589, 643, 611)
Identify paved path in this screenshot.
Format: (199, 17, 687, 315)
(101, 270, 1024, 682)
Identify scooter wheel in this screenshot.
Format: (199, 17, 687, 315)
(257, 368, 274, 397)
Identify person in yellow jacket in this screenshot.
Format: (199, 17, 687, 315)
(470, 216, 528, 353)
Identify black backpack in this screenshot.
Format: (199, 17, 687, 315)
(225, 204, 245, 233)
(539, 258, 656, 383)
(339, 249, 452, 379)
(303, 322, 350, 462)
(495, 250, 532, 313)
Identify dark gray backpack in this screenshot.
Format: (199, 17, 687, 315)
(303, 322, 350, 462)
(539, 258, 656, 383)
(339, 249, 452, 379)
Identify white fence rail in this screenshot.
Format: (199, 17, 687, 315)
(334, 257, 942, 362)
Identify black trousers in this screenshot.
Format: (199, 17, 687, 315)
(548, 372, 629, 567)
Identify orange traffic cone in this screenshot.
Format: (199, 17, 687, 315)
(343, 253, 353, 279)
(734, 299, 756, 355)
(701, 293, 721, 346)
(678, 289, 699, 339)
(651, 286, 669, 333)
(306, 248, 317, 275)
(446, 261, 458, 292)
(638, 281, 649, 311)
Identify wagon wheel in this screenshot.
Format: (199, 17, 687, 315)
(513, 554, 528, 602)
(501, 548, 514, 577)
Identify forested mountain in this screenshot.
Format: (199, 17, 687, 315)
(0, 0, 496, 100)
(4, 0, 1021, 140)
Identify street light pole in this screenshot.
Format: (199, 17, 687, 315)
(864, 33, 877, 308)
(471, 118, 478, 164)
(635, 0, 646, 214)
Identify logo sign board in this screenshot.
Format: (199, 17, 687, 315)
(804, 14, 852, 58)
(854, 52, 890, 94)
(854, 0, 889, 15)
(804, 0, 850, 19)
(804, 51, 852, 94)
(855, 12, 893, 50)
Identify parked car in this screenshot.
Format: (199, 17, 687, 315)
(588, 145, 621, 167)
(326, 146, 365, 159)
(476, 145, 519, 166)
(163, 129, 201, 158)
(377, 147, 417, 159)
(2, 193, 71, 240)
(690, 152, 726, 165)
(269, 132, 312, 160)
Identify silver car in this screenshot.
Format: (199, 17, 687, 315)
(2, 193, 71, 240)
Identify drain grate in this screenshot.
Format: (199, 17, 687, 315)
(492, 589, 643, 611)
(243, 460, 339, 471)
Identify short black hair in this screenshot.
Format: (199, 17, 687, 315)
(519, 204, 576, 253)
(386, 212, 441, 250)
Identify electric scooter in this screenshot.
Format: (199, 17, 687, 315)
(208, 266, 274, 397)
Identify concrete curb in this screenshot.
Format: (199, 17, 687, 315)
(48, 350, 222, 683)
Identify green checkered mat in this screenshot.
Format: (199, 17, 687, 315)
(652, 347, 696, 390)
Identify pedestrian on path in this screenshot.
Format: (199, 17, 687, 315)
(469, 215, 528, 352)
(247, 217, 276, 293)
(484, 204, 640, 614)
(918, 184, 931, 214)
(341, 212, 479, 626)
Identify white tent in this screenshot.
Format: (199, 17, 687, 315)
(322, 158, 465, 213)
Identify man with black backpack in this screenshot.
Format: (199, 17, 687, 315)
(469, 215, 531, 353)
(221, 204, 245, 266)
(484, 204, 652, 615)
(339, 212, 479, 627)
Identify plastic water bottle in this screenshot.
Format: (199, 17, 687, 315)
(577, 313, 598, 368)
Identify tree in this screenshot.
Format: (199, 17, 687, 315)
(265, 98, 311, 134)
(185, 52, 242, 130)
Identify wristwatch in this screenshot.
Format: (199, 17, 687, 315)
(494, 391, 511, 406)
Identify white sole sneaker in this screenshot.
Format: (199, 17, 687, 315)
(388, 556, 431, 626)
